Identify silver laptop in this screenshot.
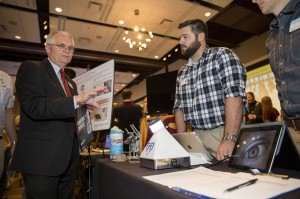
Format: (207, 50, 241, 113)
(173, 132, 212, 165)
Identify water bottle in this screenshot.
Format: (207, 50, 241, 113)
(110, 126, 124, 159)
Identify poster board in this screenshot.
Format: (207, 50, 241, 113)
(74, 59, 115, 131)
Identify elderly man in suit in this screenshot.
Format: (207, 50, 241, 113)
(11, 31, 107, 199)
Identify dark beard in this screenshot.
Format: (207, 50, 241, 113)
(181, 39, 201, 58)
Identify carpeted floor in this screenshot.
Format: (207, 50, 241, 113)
(4, 144, 107, 199)
(5, 175, 83, 199)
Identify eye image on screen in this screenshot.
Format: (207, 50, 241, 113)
(230, 129, 276, 171)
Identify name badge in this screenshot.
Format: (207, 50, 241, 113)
(289, 17, 300, 32)
(181, 79, 188, 85)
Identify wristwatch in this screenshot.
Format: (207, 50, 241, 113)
(222, 134, 237, 142)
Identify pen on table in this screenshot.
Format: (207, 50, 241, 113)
(224, 179, 258, 193)
(250, 168, 289, 179)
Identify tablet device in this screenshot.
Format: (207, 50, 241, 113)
(228, 121, 286, 173)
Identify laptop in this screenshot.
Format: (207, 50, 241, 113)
(173, 132, 213, 165)
(228, 121, 286, 173)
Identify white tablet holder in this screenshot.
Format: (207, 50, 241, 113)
(139, 117, 190, 169)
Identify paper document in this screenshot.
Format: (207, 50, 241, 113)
(73, 60, 115, 131)
(143, 167, 300, 199)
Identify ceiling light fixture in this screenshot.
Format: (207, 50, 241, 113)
(205, 12, 211, 17)
(122, 9, 153, 51)
(55, 7, 62, 13)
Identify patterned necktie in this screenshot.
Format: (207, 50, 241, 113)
(60, 69, 72, 97)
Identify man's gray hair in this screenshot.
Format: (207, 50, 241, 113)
(45, 31, 74, 44)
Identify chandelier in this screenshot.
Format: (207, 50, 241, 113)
(122, 9, 154, 51)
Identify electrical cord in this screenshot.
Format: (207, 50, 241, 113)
(171, 163, 192, 169)
(170, 159, 193, 169)
(204, 156, 230, 168)
(170, 156, 230, 169)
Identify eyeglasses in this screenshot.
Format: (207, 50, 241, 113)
(47, 43, 76, 53)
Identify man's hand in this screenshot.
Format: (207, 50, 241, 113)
(216, 140, 235, 161)
(248, 114, 256, 120)
(75, 86, 108, 111)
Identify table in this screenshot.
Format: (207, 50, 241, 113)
(78, 150, 109, 199)
(91, 159, 300, 199)
(91, 159, 192, 199)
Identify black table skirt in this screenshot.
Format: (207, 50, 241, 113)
(91, 159, 300, 199)
(91, 159, 192, 199)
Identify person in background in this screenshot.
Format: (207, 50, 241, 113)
(11, 31, 108, 199)
(174, 19, 247, 161)
(6, 115, 25, 198)
(0, 70, 17, 199)
(245, 91, 263, 124)
(261, 96, 280, 123)
(112, 89, 143, 151)
(143, 97, 149, 117)
(252, 0, 300, 155)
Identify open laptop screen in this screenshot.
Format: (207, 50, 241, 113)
(172, 132, 212, 161)
(228, 122, 286, 173)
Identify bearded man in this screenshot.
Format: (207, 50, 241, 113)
(173, 19, 247, 161)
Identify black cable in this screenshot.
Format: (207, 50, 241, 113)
(172, 163, 193, 169)
(205, 156, 230, 168)
(170, 159, 193, 169)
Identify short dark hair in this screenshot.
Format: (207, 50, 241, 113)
(178, 19, 208, 41)
(247, 91, 255, 99)
(122, 89, 132, 100)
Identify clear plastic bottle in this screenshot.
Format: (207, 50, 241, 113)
(110, 127, 124, 159)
